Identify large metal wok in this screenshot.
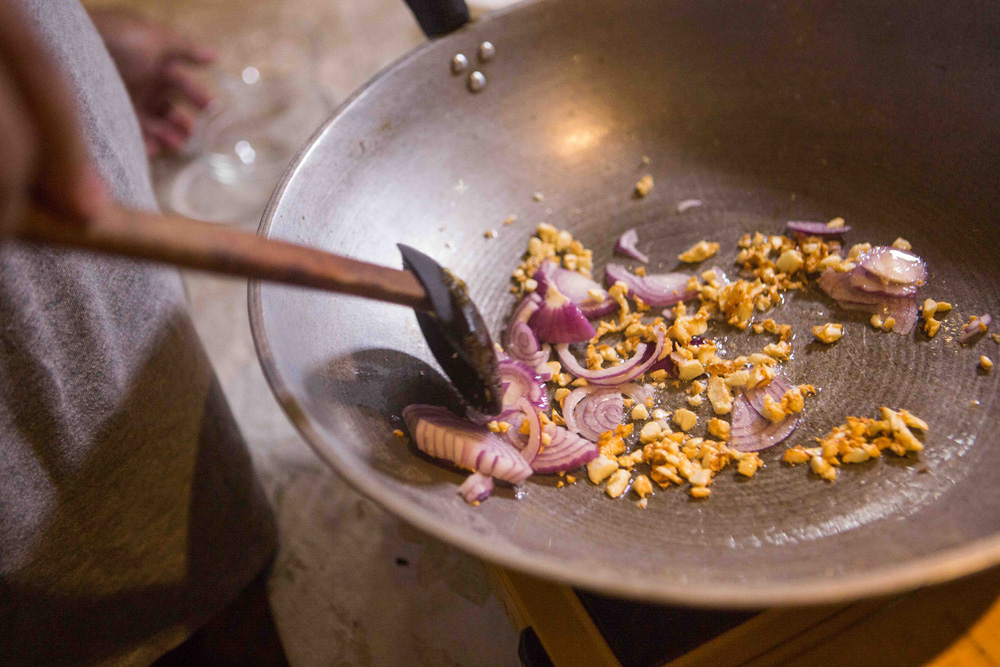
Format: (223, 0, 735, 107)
(250, 0, 1000, 606)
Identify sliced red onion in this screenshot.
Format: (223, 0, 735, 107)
(958, 314, 992, 344)
(858, 246, 927, 285)
(818, 270, 917, 335)
(614, 228, 649, 263)
(503, 294, 551, 369)
(458, 472, 494, 504)
(562, 386, 624, 441)
(527, 281, 597, 344)
(786, 221, 852, 236)
(879, 297, 918, 335)
(518, 398, 544, 464)
(677, 199, 703, 213)
(729, 393, 798, 453)
(818, 269, 884, 306)
(605, 264, 697, 307)
(744, 375, 793, 417)
(555, 326, 666, 386)
(620, 382, 656, 407)
(848, 267, 918, 297)
(402, 405, 532, 484)
(534, 261, 618, 319)
(532, 426, 600, 474)
(499, 357, 549, 414)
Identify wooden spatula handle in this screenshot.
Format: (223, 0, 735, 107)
(18, 205, 431, 311)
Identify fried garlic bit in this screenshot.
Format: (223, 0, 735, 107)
(783, 407, 928, 481)
(920, 298, 952, 338)
(635, 174, 654, 197)
(812, 323, 843, 344)
(512, 222, 595, 294)
(678, 240, 719, 263)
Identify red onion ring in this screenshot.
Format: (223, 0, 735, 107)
(555, 326, 666, 386)
(879, 297, 918, 335)
(503, 294, 551, 369)
(534, 261, 618, 319)
(620, 382, 656, 407)
(532, 426, 600, 474)
(848, 267, 918, 297)
(818, 269, 917, 334)
(729, 394, 798, 452)
(402, 405, 533, 484)
(527, 282, 597, 344)
(605, 264, 697, 307)
(858, 246, 927, 285)
(458, 472, 494, 504)
(786, 221, 852, 236)
(517, 398, 544, 464)
(499, 357, 549, 414)
(562, 386, 624, 441)
(614, 228, 649, 263)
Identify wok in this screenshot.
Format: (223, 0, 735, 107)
(250, 0, 1000, 606)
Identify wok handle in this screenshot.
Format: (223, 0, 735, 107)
(17, 205, 432, 311)
(404, 0, 469, 37)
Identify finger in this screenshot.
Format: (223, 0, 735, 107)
(0, 61, 37, 238)
(163, 62, 214, 110)
(0, 1, 106, 222)
(141, 116, 187, 154)
(163, 29, 216, 65)
(162, 102, 198, 136)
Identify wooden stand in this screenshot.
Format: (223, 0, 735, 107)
(488, 564, 1000, 666)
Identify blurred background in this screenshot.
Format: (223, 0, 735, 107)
(82, 0, 521, 664)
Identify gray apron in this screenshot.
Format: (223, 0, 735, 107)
(0, 2, 277, 664)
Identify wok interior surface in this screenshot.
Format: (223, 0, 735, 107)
(252, 0, 1000, 605)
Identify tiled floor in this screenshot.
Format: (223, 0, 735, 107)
(83, 0, 521, 664)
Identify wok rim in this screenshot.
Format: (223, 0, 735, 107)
(248, 0, 1000, 608)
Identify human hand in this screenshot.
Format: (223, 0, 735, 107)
(0, 1, 106, 238)
(90, 8, 216, 157)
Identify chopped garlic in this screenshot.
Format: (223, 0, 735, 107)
(639, 421, 662, 443)
(672, 408, 698, 432)
(891, 237, 912, 251)
(775, 249, 804, 274)
(924, 318, 941, 338)
(707, 418, 730, 440)
(631, 404, 649, 421)
(605, 469, 631, 498)
(632, 474, 653, 498)
(587, 455, 619, 484)
(635, 174, 654, 197)
(982, 356, 994, 373)
(677, 358, 706, 381)
(810, 455, 838, 481)
(737, 456, 761, 477)
(761, 395, 787, 423)
(678, 240, 720, 263)
(707, 375, 733, 415)
(813, 322, 844, 344)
